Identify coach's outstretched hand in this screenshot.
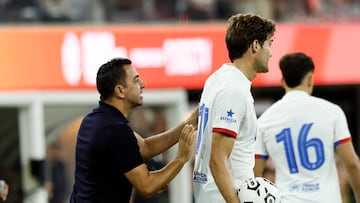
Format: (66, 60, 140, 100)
(185, 104, 199, 130)
(176, 124, 197, 163)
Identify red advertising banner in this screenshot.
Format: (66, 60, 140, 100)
(0, 23, 359, 91)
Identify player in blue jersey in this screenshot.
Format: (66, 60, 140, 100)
(254, 52, 360, 203)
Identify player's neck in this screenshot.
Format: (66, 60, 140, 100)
(285, 86, 311, 95)
(232, 59, 255, 81)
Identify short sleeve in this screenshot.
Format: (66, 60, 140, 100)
(108, 125, 144, 174)
(212, 87, 246, 138)
(255, 119, 269, 159)
(333, 106, 352, 148)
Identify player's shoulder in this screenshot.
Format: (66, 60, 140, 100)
(258, 99, 282, 118)
(310, 95, 343, 111)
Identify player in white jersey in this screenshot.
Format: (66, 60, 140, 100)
(193, 13, 276, 203)
(254, 52, 360, 203)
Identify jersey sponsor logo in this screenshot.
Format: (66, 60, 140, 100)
(289, 182, 319, 192)
(193, 171, 207, 184)
(220, 109, 236, 123)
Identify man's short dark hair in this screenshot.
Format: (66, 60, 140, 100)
(226, 14, 276, 62)
(96, 58, 132, 101)
(279, 52, 315, 88)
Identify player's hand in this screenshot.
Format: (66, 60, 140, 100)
(176, 124, 197, 163)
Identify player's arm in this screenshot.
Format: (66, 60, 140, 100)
(336, 141, 360, 203)
(125, 124, 196, 196)
(254, 126, 267, 177)
(136, 105, 199, 159)
(254, 157, 266, 177)
(210, 132, 241, 203)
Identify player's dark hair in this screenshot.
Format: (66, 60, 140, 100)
(96, 58, 132, 101)
(279, 52, 315, 88)
(226, 13, 276, 62)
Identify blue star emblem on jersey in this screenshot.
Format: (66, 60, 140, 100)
(227, 109, 234, 117)
(220, 109, 237, 123)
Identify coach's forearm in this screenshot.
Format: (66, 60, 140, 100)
(141, 106, 198, 159)
(137, 158, 186, 197)
(142, 121, 187, 159)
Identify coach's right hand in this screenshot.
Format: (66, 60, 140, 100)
(176, 124, 197, 163)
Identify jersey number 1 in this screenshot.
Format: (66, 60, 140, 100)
(196, 103, 209, 155)
(276, 123, 325, 173)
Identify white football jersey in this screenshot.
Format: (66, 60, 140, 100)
(255, 91, 352, 203)
(193, 63, 257, 203)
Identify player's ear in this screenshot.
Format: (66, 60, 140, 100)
(280, 77, 291, 92)
(307, 72, 314, 94)
(305, 72, 313, 88)
(280, 77, 286, 88)
(251, 40, 260, 53)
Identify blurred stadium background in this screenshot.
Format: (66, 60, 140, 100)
(0, 0, 360, 203)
